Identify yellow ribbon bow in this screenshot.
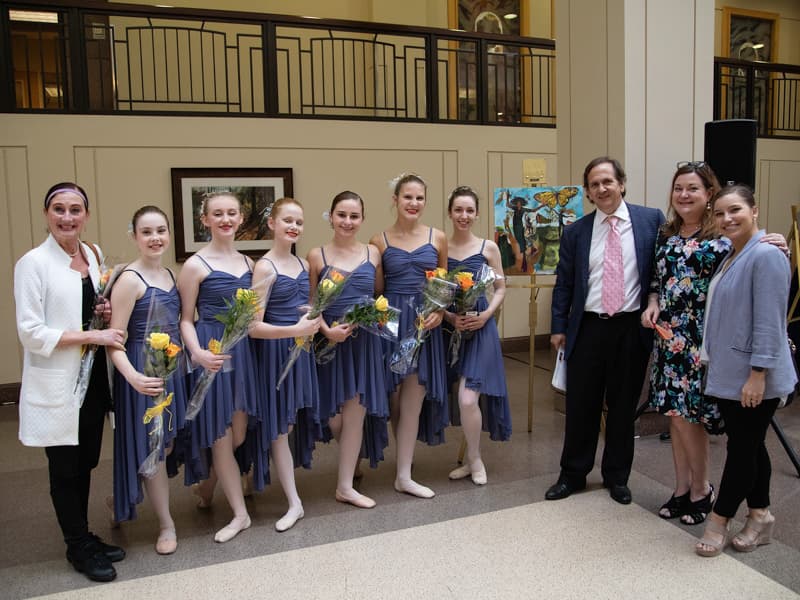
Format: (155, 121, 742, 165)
(143, 392, 174, 431)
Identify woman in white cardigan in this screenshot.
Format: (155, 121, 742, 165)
(14, 182, 127, 583)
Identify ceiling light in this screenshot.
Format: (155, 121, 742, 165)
(504, 13, 518, 20)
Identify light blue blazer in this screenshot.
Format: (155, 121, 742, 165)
(703, 230, 797, 402)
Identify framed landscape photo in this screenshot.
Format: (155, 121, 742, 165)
(171, 167, 293, 261)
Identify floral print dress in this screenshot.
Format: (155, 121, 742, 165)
(648, 233, 729, 433)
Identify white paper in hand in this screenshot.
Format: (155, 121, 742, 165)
(551, 348, 567, 392)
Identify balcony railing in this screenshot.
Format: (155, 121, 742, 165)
(714, 57, 800, 139)
(0, 0, 556, 126)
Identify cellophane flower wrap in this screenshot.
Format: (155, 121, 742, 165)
(389, 267, 457, 375)
(74, 257, 124, 406)
(448, 263, 497, 366)
(138, 321, 184, 478)
(277, 267, 350, 389)
(314, 294, 400, 365)
(185, 287, 263, 420)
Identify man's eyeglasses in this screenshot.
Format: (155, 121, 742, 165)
(676, 161, 707, 169)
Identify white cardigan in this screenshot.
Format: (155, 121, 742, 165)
(14, 235, 102, 447)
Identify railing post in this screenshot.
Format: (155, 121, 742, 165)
(712, 59, 721, 120)
(66, 7, 89, 111)
(262, 20, 278, 116)
(744, 62, 755, 121)
(477, 38, 488, 123)
(424, 32, 438, 122)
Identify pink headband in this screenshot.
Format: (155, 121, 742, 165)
(44, 187, 89, 210)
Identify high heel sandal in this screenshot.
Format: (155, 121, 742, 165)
(732, 512, 775, 552)
(695, 517, 730, 557)
(658, 491, 690, 519)
(680, 484, 714, 525)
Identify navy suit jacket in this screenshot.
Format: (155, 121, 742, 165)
(551, 202, 665, 359)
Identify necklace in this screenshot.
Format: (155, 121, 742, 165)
(680, 223, 700, 237)
(63, 245, 80, 257)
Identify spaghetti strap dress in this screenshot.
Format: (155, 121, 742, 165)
(446, 242, 512, 441)
(316, 247, 390, 467)
(253, 256, 321, 489)
(381, 228, 449, 445)
(182, 255, 266, 486)
(112, 269, 189, 522)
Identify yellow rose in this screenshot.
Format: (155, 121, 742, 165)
(208, 338, 222, 354)
(236, 288, 259, 305)
(374, 295, 389, 312)
(435, 267, 448, 279)
(148, 332, 170, 350)
(320, 279, 335, 292)
(165, 343, 182, 358)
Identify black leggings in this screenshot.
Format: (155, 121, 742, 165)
(44, 350, 110, 550)
(712, 396, 779, 519)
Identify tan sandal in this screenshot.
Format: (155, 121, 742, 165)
(732, 512, 775, 552)
(695, 517, 730, 557)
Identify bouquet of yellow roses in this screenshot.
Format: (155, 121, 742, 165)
(139, 326, 183, 478)
(448, 263, 497, 366)
(277, 267, 350, 389)
(314, 294, 400, 365)
(74, 258, 124, 405)
(389, 267, 457, 375)
(185, 287, 262, 420)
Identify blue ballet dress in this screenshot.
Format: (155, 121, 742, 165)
(446, 243, 512, 441)
(381, 228, 449, 445)
(112, 269, 189, 522)
(183, 256, 265, 486)
(316, 247, 390, 467)
(253, 256, 321, 488)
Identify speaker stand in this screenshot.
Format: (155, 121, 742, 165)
(771, 415, 800, 478)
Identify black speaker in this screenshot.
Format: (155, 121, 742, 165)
(703, 119, 757, 188)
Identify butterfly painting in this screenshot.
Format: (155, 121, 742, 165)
(493, 185, 583, 275)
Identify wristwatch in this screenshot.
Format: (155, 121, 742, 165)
(751, 366, 765, 372)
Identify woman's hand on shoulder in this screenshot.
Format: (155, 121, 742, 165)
(92, 327, 126, 351)
(760, 233, 789, 258)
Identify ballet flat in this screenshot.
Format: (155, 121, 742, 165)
(214, 516, 251, 543)
(448, 464, 471, 480)
(335, 490, 376, 509)
(275, 508, 304, 532)
(155, 528, 177, 555)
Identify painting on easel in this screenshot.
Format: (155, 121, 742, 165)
(493, 186, 584, 275)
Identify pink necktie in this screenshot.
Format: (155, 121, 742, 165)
(602, 215, 624, 315)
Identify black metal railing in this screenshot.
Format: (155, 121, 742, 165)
(714, 57, 800, 139)
(0, 0, 556, 126)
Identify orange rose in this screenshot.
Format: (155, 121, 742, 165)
(455, 272, 474, 290)
(165, 343, 182, 358)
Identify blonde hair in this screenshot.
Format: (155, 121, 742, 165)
(270, 197, 303, 219)
(199, 191, 240, 216)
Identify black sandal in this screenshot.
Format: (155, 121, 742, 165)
(659, 491, 690, 519)
(681, 485, 715, 525)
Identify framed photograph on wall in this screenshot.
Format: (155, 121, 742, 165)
(171, 167, 293, 261)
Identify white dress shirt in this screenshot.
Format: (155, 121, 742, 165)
(584, 201, 641, 314)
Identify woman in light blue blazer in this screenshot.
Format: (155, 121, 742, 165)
(695, 185, 796, 558)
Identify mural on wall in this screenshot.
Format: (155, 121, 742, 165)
(493, 186, 583, 275)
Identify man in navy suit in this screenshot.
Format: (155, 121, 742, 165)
(546, 157, 665, 504)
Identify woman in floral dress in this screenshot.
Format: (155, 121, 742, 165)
(642, 162, 785, 526)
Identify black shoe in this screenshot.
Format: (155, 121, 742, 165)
(67, 542, 117, 582)
(545, 481, 585, 500)
(608, 484, 632, 505)
(89, 533, 126, 562)
(659, 432, 671, 442)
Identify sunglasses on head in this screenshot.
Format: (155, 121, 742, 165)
(676, 161, 707, 169)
